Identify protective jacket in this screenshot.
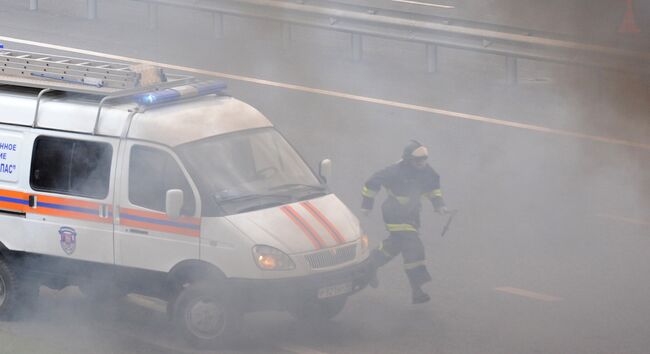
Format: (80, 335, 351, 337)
(361, 160, 445, 232)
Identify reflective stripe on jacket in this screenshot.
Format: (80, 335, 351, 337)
(361, 160, 444, 228)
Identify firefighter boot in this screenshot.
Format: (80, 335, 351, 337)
(411, 287, 430, 304)
(368, 248, 390, 289)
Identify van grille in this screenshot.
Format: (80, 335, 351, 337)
(305, 244, 357, 270)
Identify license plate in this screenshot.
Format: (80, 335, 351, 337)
(317, 282, 353, 299)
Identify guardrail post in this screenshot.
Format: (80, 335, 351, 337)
(213, 12, 224, 38)
(427, 44, 438, 73)
(506, 56, 518, 84)
(282, 23, 292, 49)
(351, 33, 362, 61)
(28, 0, 38, 11)
(87, 0, 97, 20)
(148, 3, 159, 30)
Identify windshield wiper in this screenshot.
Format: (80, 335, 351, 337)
(270, 183, 329, 201)
(215, 193, 292, 204)
(269, 183, 326, 191)
(237, 201, 289, 213)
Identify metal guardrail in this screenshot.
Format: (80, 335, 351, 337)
(26, 0, 650, 83)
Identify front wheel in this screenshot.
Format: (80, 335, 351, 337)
(172, 283, 242, 348)
(289, 295, 348, 322)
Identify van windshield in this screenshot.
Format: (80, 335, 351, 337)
(176, 127, 325, 215)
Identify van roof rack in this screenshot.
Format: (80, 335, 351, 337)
(0, 47, 229, 135)
(0, 48, 193, 95)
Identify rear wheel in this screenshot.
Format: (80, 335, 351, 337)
(289, 295, 348, 322)
(172, 282, 242, 348)
(0, 257, 36, 319)
(0, 258, 16, 318)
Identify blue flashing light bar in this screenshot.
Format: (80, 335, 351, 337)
(135, 81, 227, 106)
(0, 44, 3, 48)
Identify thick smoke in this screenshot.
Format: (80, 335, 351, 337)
(0, 1, 648, 353)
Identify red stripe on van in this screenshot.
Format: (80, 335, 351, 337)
(0, 188, 112, 223)
(301, 201, 346, 244)
(120, 218, 200, 237)
(120, 207, 200, 225)
(280, 205, 324, 249)
(119, 207, 201, 237)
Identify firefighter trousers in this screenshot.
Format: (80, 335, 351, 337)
(369, 230, 432, 289)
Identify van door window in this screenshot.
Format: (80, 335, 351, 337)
(30, 136, 112, 199)
(128, 145, 195, 215)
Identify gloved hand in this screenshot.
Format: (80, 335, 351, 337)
(436, 206, 450, 215)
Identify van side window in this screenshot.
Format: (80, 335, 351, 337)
(30, 136, 112, 199)
(129, 145, 195, 215)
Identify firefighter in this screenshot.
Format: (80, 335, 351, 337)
(361, 140, 448, 304)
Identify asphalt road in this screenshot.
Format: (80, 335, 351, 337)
(0, 3, 649, 354)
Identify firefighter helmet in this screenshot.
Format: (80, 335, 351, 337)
(402, 140, 428, 160)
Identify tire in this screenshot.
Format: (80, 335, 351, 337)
(166, 295, 176, 321)
(0, 257, 35, 319)
(172, 282, 242, 349)
(0, 257, 18, 319)
(289, 295, 348, 323)
(166, 290, 180, 321)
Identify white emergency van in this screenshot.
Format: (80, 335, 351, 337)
(0, 47, 371, 346)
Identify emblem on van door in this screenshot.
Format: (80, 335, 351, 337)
(59, 226, 77, 255)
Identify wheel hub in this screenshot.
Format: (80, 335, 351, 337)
(186, 299, 225, 339)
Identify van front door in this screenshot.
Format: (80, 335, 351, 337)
(114, 141, 200, 272)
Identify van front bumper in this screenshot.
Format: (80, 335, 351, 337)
(228, 257, 373, 312)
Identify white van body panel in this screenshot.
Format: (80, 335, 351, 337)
(0, 214, 26, 251)
(0, 125, 117, 263)
(0, 94, 37, 126)
(0, 126, 30, 251)
(37, 101, 128, 136)
(25, 214, 114, 263)
(25, 129, 117, 263)
(113, 140, 201, 272)
(128, 97, 272, 147)
(200, 208, 369, 281)
(0, 128, 25, 185)
(220, 194, 368, 279)
(0, 92, 131, 136)
(225, 194, 359, 254)
(199, 216, 261, 278)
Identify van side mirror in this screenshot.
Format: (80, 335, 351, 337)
(165, 189, 184, 219)
(319, 159, 332, 183)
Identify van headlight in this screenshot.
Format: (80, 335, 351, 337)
(359, 232, 369, 252)
(252, 245, 296, 271)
